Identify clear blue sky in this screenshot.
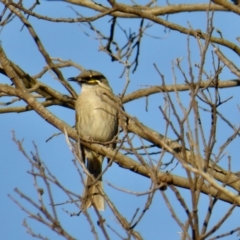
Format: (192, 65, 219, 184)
(1, 1, 240, 239)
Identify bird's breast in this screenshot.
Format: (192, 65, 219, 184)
(76, 90, 118, 142)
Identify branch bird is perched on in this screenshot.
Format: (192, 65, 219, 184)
(69, 70, 118, 211)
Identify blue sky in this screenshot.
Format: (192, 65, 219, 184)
(1, 1, 240, 239)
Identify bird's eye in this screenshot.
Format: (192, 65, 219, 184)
(94, 75, 103, 81)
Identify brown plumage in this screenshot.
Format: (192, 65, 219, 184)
(69, 70, 118, 210)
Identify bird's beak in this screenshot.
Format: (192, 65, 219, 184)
(68, 77, 77, 82)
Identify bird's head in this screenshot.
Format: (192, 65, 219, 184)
(68, 70, 112, 91)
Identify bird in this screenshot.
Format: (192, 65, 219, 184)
(68, 70, 118, 211)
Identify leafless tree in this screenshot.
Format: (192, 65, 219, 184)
(1, 0, 240, 239)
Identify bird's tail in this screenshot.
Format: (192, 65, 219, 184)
(82, 153, 105, 211)
(82, 175, 105, 211)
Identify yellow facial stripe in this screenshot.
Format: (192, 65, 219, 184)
(87, 79, 100, 84)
